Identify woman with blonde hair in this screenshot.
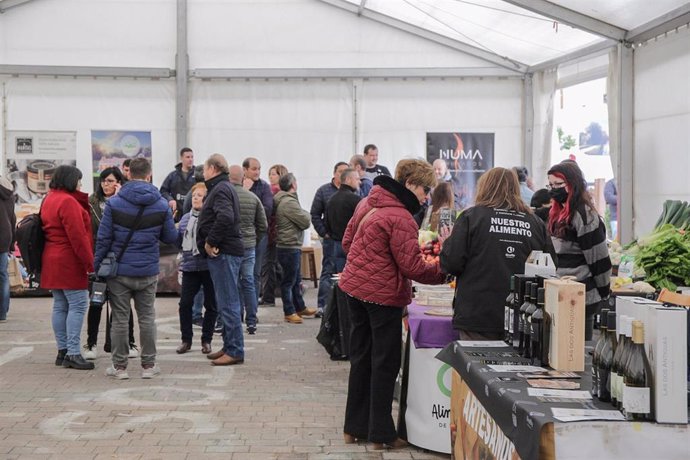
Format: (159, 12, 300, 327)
(340, 158, 446, 449)
(440, 167, 548, 340)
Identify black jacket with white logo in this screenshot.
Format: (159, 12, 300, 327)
(440, 206, 548, 333)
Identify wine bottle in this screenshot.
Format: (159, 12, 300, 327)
(541, 298, 552, 368)
(518, 282, 532, 353)
(523, 283, 538, 359)
(596, 311, 617, 402)
(530, 287, 545, 366)
(610, 315, 629, 407)
(504, 276, 515, 345)
(623, 320, 653, 421)
(615, 316, 634, 410)
(591, 308, 610, 398)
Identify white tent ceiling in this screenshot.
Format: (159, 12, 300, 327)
(330, 0, 690, 70)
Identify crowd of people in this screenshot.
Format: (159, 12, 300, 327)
(0, 146, 611, 450)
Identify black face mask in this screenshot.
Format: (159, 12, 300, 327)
(549, 187, 568, 204)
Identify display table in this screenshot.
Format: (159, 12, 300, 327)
(400, 302, 458, 454)
(437, 342, 689, 460)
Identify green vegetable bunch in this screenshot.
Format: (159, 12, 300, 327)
(635, 224, 690, 291)
(654, 200, 690, 230)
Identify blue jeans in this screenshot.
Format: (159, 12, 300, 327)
(254, 235, 267, 300)
(276, 248, 306, 316)
(51, 289, 89, 355)
(0, 253, 9, 320)
(317, 238, 336, 309)
(332, 240, 347, 274)
(207, 254, 244, 359)
(239, 247, 258, 328)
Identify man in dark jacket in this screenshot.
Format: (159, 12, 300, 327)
(95, 158, 177, 379)
(311, 162, 349, 317)
(160, 147, 195, 222)
(198, 154, 245, 366)
(0, 176, 16, 322)
(325, 169, 361, 274)
(242, 157, 273, 305)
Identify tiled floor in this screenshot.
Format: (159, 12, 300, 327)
(0, 287, 449, 459)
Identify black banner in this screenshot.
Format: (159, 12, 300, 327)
(426, 132, 494, 209)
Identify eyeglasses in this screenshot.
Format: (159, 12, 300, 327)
(547, 181, 566, 190)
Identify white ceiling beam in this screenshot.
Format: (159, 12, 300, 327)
(0, 64, 174, 78)
(500, 0, 626, 41)
(191, 67, 523, 79)
(318, 0, 527, 73)
(626, 3, 690, 43)
(528, 40, 615, 73)
(0, 0, 38, 13)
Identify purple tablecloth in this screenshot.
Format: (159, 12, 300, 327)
(407, 301, 457, 349)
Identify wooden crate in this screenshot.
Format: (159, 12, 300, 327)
(544, 278, 586, 371)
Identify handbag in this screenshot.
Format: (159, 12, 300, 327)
(97, 206, 146, 279)
(7, 255, 24, 289)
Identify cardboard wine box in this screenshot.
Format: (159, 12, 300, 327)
(544, 279, 586, 371)
(616, 297, 688, 424)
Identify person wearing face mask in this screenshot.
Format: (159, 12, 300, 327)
(440, 167, 549, 340)
(339, 159, 445, 450)
(547, 161, 611, 340)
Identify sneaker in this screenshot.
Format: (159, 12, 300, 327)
(128, 345, 139, 359)
(62, 354, 95, 370)
(297, 307, 317, 317)
(284, 313, 303, 324)
(82, 344, 97, 360)
(247, 326, 257, 335)
(314, 308, 324, 319)
(106, 366, 129, 380)
(141, 364, 161, 379)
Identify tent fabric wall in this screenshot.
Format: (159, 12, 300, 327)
(2, 79, 176, 192)
(633, 26, 690, 237)
(0, 0, 175, 68)
(531, 69, 557, 189)
(189, 77, 523, 212)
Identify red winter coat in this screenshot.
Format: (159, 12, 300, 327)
(339, 176, 445, 307)
(40, 189, 94, 290)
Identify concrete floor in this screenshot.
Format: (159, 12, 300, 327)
(0, 287, 449, 460)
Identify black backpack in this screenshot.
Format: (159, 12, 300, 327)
(15, 210, 45, 276)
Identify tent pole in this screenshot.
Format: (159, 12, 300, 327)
(175, 0, 189, 154)
(618, 44, 634, 243)
(522, 74, 534, 174)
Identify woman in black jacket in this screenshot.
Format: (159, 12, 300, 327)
(440, 167, 549, 339)
(83, 167, 137, 360)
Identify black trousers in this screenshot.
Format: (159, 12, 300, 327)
(343, 295, 402, 444)
(179, 270, 217, 345)
(86, 301, 134, 349)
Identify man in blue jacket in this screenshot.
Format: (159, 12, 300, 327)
(311, 161, 349, 318)
(95, 158, 177, 380)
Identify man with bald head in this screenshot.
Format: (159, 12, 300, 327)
(433, 158, 463, 210)
(230, 165, 268, 335)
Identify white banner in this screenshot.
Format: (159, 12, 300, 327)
(405, 341, 452, 454)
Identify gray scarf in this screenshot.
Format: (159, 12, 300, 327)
(182, 210, 200, 256)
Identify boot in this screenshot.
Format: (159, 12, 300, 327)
(62, 354, 95, 370)
(55, 349, 67, 366)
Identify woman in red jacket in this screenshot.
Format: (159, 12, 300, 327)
(41, 165, 95, 370)
(339, 158, 446, 449)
